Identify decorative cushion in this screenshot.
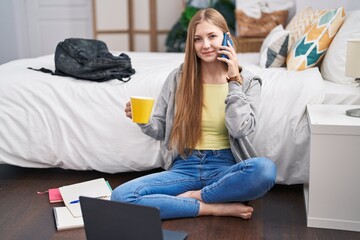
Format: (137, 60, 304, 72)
(320, 10, 360, 85)
(259, 25, 289, 68)
(286, 7, 345, 71)
(285, 7, 326, 50)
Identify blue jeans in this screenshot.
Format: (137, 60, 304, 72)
(111, 149, 276, 219)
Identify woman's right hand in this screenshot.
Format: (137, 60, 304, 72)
(124, 101, 132, 119)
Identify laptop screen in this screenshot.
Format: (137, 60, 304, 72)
(79, 196, 187, 240)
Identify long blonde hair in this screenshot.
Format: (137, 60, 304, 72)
(169, 8, 233, 156)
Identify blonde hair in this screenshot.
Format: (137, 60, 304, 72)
(169, 8, 234, 156)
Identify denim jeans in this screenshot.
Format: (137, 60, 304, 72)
(111, 149, 276, 219)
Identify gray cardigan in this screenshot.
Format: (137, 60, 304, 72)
(139, 64, 262, 169)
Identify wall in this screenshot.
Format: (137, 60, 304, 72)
(0, 0, 93, 65)
(0, 1, 23, 64)
(25, 0, 93, 58)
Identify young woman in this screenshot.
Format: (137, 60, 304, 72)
(111, 8, 276, 220)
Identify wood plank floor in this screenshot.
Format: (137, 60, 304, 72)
(1, 164, 359, 240)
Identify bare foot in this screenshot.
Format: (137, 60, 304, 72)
(199, 202, 254, 219)
(178, 190, 253, 219)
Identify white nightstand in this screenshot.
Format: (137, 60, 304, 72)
(304, 104, 360, 232)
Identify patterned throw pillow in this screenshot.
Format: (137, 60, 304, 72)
(286, 7, 345, 71)
(259, 25, 290, 68)
(285, 7, 326, 50)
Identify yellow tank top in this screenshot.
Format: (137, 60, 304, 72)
(195, 83, 230, 150)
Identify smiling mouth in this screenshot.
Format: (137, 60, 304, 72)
(202, 51, 214, 55)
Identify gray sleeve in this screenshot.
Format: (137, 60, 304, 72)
(225, 69, 261, 139)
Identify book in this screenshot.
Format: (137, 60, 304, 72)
(53, 206, 84, 231)
(59, 178, 112, 218)
(49, 188, 63, 203)
(36, 188, 63, 203)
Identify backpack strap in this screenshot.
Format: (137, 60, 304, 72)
(27, 67, 55, 75)
(28, 66, 132, 82)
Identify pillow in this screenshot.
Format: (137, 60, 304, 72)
(286, 7, 345, 71)
(320, 10, 360, 85)
(285, 7, 326, 50)
(259, 25, 289, 68)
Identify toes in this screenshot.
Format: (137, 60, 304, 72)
(241, 211, 252, 219)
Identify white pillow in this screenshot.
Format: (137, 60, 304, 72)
(321, 10, 360, 85)
(259, 25, 289, 68)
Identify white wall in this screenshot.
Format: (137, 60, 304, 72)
(0, 1, 24, 65)
(25, 0, 93, 58)
(0, 0, 93, 65)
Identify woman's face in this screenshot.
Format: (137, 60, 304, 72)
(193, 21, 224, 63)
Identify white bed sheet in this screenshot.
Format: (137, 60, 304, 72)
(323, 79, 360, 105)
(0, 52, 325, 184)
(0, 52, 183, 172)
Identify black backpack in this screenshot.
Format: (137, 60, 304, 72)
(29, 38, 135, 82)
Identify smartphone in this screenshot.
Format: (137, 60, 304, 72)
(221, 33, 234, 59)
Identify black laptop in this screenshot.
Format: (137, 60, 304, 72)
(79, 196, 188, 240)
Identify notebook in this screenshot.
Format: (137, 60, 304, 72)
(79, 196, 188, 240)
(53, 206, 84, 230)
(49, 188, 63, 203)
(59, 178, 112, 218)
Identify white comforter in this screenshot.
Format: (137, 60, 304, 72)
(0, 52, 324, 184)
(247, 65, 324, 184)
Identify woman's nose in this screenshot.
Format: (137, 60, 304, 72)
(203, 39, 211, 49)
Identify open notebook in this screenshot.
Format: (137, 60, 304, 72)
(59, 178, 112, 218)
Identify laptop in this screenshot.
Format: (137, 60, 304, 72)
(79, 196, 188, 240)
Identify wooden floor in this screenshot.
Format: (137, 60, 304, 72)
(1, 164, 359, 240)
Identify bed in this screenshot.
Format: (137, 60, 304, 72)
(0, 9, 359, 185)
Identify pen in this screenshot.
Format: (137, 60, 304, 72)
(69, 195, 110, 204)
